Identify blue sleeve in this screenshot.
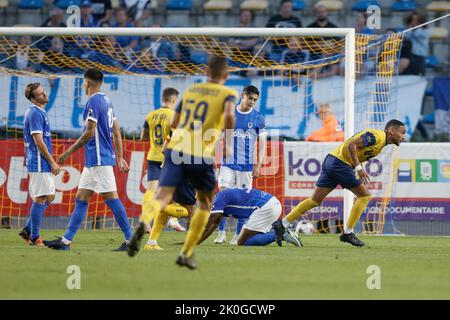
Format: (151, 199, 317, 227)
(86, 96, 101, 123)
(361, 131, 376, 147)
(211, 191, 228, 214)
(29, 111, 44, 134)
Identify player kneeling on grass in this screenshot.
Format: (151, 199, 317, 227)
(197, 188, 302, 247)
(281, 119, 406, 247)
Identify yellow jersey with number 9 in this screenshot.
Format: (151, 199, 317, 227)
(144, 107, 174, 162)
(167, 82, 238, 159)
(330, 129, 387, 167)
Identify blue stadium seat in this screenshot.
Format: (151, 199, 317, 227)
(426, 55, 440, 68)
(18, 0, 44, 9)
(390, 0, 417, 12)
(55, 0, 81, 9)
(352, 0, 380, 11)
(292, 0, 305, 10)
(166, 0, 192, 10)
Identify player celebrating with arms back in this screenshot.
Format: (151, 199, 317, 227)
(128, 56, 237, 269)
(280, 120, 406, 246)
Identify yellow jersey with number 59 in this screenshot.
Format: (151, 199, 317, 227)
(144, 107, 174, 162)
(167, 82, 238, 159)
(330, 129, 387, 167)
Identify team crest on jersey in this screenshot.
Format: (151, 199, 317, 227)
(88, 109, 93, 116)
(248, 122, 253, 129)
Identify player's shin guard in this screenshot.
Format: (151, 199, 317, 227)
(163, 203, 189, 218)
(181, 208, 209, 257)
(30, 202, 46, 239)
(243, 231, 276, 246)
(149, 210, 169, 241)
(140, 199, 161, 225)
(345, 196, 371, 234)
(285, 198, 319, 223)
(63, 199, 89, 242)
(105, 198, 133, 241)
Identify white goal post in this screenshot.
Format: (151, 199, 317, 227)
(0, 26, 356, 229)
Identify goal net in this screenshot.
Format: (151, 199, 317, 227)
(0, 28, 403, 234)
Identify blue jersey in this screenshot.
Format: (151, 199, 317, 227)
(23, 105, 53, 173)
(210, 188, 273, 219)
(223, 106, 266, 172)
(83, 92, 116, 167)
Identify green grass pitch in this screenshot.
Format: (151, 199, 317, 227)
(1, 229, 450, 299)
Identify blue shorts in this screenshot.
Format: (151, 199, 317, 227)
(316, 154, 362, 190)
(159, 149, 216, 193)
(173, 180, 196, 206)
(147, 160, 162, 181)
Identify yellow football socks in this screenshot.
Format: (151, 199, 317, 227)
(149, 210, 169, 241)
(163, 203, 189, 218)
(286, 198, 319, 223)
(346, 196, 371, 232)
(140, 199, 161, 225)
(141, 189, 155, 221)
(181, 208, 209, 257)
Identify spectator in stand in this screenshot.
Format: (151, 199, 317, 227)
(90, 36, 125, 69)
(14, 35, 41, 73)
(68, 1, 98, 59)
(403, 11, 429, 76)
(226, 10, 261, 75)
(120, 0, 151, 27)
(41, 7, 66, 27)
(174, 43, 191, 63)
(113, 8, 140, 60)
(266, 0, 302, 61)
(386, 28, 413, 75)
(355, 11, 374, 35)
(41, 37, 71, 74)
(90, 0, 113, 26)
(80, 1, 98, 27)
(227, 10, 259, 54)
(280, 37, 308, 64)
(39, 8, 66, 51)
(306, 104, 344, 142)
(307, 3, 337, 28)
(140, 24, 175, 60)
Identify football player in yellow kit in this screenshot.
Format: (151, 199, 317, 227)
(128, 56, 237, 269)
(279, 119, 406, 247)
(140, 87, 192, 250)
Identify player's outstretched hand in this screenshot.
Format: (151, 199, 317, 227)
(357, 168, 370, 186)
(51, 161, 61, 176)
(58, 151, 70, 165)
(119, 158, 129, 173)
